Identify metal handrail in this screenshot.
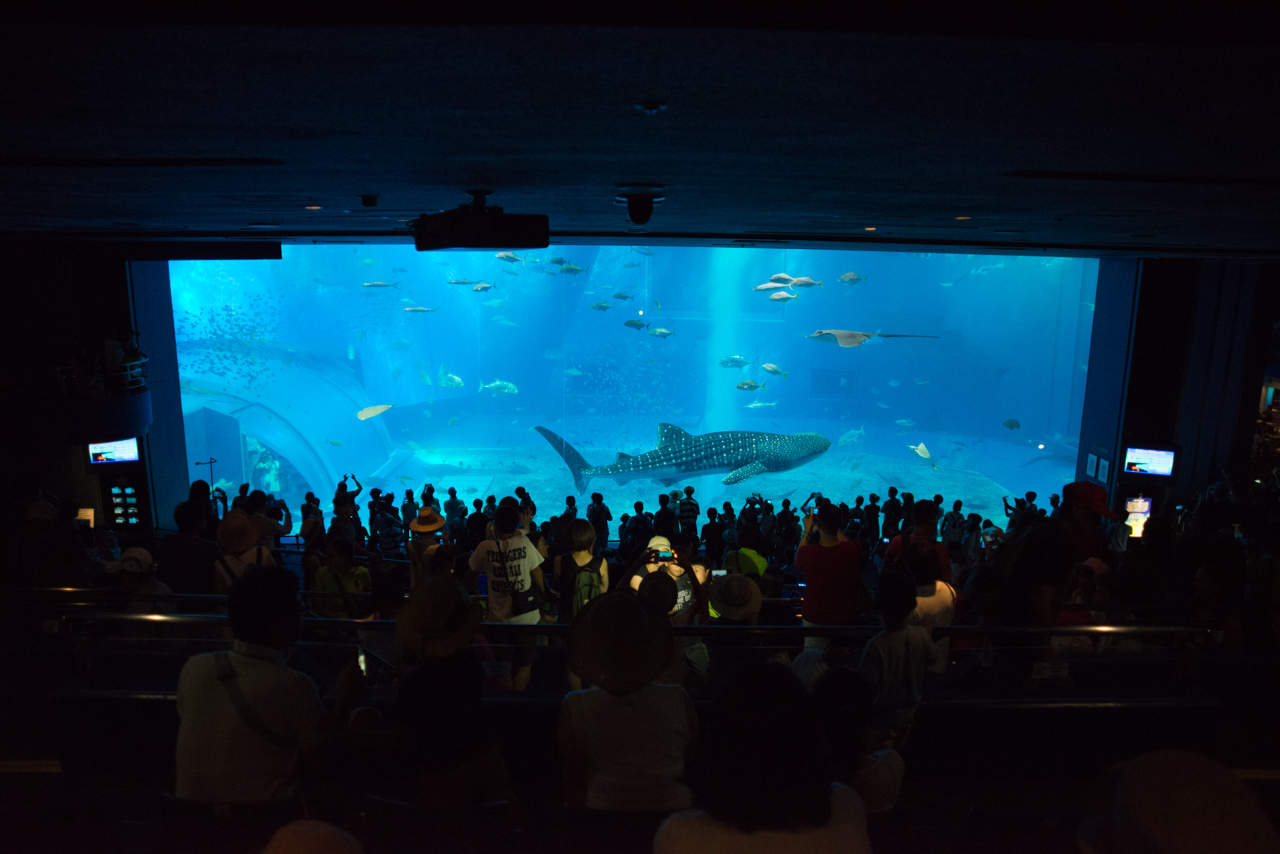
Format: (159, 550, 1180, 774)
(54, 355, 148, 398)
(62, 611, 1216, 640)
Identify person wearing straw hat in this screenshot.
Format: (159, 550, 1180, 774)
(406, 506, 447, 589)
(107, 547, 174, 612)
(214, 510, 277, 593)
(702, 573, 773, 694)
(560, 593, 697, 821)
(379, 575, 515, 810)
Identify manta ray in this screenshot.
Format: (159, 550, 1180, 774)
(535, 423, 831, 492)
(805, 330, 940, 348)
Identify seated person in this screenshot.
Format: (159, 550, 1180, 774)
(702, 573, 789, 693)
(560, 593, 697, 816)
(654, 662, 871, 853)
(811, 665, 904, 816)
(375, 575, 514, 809)
(107, 547, 173, 613)
(175, 567, 362, 808)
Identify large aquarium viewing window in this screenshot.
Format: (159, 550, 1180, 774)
(170, 246, 1097, 522)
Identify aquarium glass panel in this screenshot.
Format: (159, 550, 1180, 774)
(170, 247, 1097, 524)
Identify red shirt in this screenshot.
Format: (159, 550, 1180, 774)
(796, 540, 868, 625)
(883, 534, 952, 586)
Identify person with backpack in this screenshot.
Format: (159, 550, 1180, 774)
(555, 519, 609, 623)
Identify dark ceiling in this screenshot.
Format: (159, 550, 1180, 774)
(2, 16, 1278, 257)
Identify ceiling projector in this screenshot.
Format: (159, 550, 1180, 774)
(413, 191, 549, 251)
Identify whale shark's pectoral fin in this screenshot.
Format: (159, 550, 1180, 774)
(722, 462, 767, 484)
(657, 478, 679, 487)
(615, 452, 634, 463)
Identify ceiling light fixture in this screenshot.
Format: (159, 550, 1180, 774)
(864, 227, 876, 231)
(955, 216, 970, 220)
(305, 205, 323, 210)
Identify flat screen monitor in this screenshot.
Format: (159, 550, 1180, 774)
(1125, 496, 1152, 538)
(1123, 447, 1175, 476)
(88, 438, 139, 464)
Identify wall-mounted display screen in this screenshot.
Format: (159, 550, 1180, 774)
(89, 438, 139, 464)
(171, 247, 1098, 516)
(1125, 496, 1152, 538)
(1123, 447, 1175, 476)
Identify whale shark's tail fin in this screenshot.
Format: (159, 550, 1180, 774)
(534, 426, 591, 492)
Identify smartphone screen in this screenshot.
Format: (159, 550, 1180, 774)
(357, 649, 368, 676)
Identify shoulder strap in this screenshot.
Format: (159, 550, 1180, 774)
(213, 653, 296, 749)
(215, 557, 237, 589)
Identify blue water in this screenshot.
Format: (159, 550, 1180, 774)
(170, 246, 1097, 523)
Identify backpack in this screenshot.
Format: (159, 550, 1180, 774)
(558, 555, 602, 622)
(569, 564, 602, 620)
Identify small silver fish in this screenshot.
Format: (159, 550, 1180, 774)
(361, 281, 399, 288)
(736, 380, 767, 392)
(480, 379, 519, 395)
(471, 282, 496, 292)
(591, 302, 614, 312)
(769, 273, 794, 284)
(648, 327, 674, 338)
(789, 277, 823, 289)
(768, 291, 800, 302)
(745, 400, 777, 409)
(495, 252, 523, 263)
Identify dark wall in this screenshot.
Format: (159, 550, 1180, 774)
(0, 244, 135, 520)
(1076, 259, 1141, 494)
(130, 261, 187, 529)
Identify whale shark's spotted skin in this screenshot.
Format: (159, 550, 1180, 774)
(535, 423, 832, 492)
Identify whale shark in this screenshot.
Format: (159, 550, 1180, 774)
(535, 423, 831, 492)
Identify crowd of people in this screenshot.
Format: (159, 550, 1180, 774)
(7, 467, 1280, 852)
